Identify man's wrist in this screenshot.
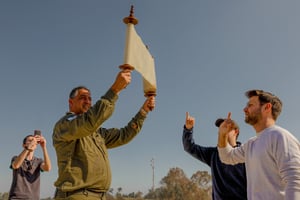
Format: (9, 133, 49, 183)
(140, 107, 148, 116)
(218, 134, 228, 148)
(184, 125, 193, 131)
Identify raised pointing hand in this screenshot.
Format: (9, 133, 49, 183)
(185, 112, 195, 130)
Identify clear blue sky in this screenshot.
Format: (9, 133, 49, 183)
(1, 0, 300, 198)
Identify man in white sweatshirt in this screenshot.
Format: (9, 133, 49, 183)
(218, 89, 300, 200)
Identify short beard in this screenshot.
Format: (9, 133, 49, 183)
(245, 109, 262, 125)
(245, 116, 258, 125)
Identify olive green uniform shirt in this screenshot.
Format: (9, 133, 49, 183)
(52, 89, 147, 192)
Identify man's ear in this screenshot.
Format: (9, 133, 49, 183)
(69, 99, 73, 107)
(264, 102, 272, 111)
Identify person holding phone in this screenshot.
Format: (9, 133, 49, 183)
(8, 131, 51, 200)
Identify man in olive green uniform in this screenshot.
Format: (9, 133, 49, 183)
(53, 69, 156, 200)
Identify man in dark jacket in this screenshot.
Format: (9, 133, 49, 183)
(183, 112, 247, 200)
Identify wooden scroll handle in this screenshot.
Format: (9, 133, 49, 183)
(119, 64, 134, 70)
(145, 91, 156, 111)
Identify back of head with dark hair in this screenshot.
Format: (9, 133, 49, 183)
(245, 89, 282, 120)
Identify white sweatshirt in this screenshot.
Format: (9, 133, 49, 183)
(218, 125, 300, 200)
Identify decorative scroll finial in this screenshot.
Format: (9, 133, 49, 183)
(119, 5, 138, 70)
(123, 5, 138, 25)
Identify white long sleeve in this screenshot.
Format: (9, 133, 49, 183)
(218, 125, 300, 200)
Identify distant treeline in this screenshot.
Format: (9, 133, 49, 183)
(0, 167, 212, 200)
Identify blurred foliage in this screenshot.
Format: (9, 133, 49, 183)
(1, 167, 212, 200)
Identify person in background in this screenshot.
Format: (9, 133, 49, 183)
(183, 112, 247, 200)
(218, 89, 300, 200)
(9, 131, 51, 200)
(53, 69, 156, 200)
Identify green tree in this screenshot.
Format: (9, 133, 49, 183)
(144, 167, 211, 200)
(190, 170, 212, 191)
